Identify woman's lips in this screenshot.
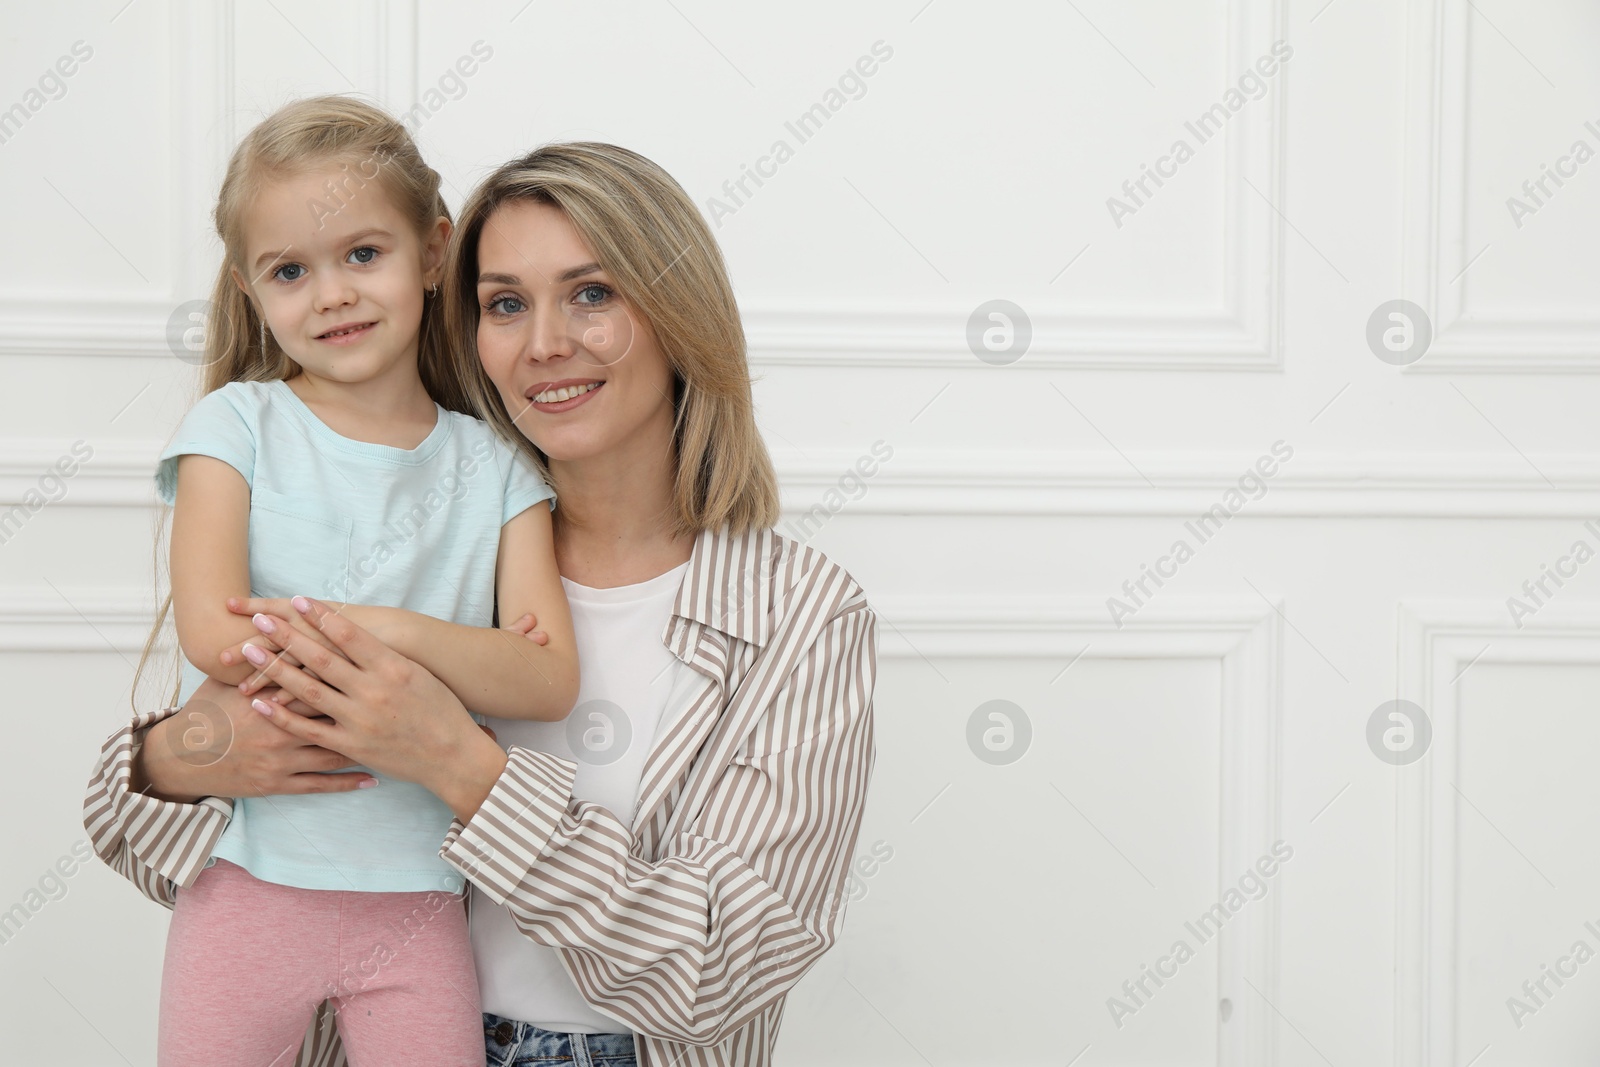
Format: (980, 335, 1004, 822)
(530, 381, 603, 413)
(316, 322, 377, 345)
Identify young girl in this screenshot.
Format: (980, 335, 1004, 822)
(142, 96, 579, 1066)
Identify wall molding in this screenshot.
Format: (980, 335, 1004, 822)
(1394, 600, 1600, 1066)
(1401, 0, 1600, 373)
(744, 0, 1287, 370)
(2, 0, 1285, 371)
(7, 441, 1600, 517)
(0, 0, 419, 361)
(875, 595, 1282, 1067)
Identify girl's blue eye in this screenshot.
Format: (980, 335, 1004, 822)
(577, 283, 610, 304)
(273, 263, 306, 282)
(348, 247, 378, 265)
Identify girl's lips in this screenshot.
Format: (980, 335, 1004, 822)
(530, 381, 603, 413)
(316, 322, 377, 345)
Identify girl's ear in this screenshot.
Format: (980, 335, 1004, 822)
(229, 266, 264, 317)
(422, 215, 452, 290)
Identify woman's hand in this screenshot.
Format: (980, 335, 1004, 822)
(225, 597, 406, 694)
(135, 675, 374, 804)
(241, 596, 509, 821)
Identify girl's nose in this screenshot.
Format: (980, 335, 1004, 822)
(313, 276, 359, 312)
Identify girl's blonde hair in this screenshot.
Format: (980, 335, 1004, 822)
(135, 94, 457, 712)
(441, 142, 780, 541)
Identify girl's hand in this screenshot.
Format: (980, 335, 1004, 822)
(240, 596, 506, 817)
(503, 611, 549, 645)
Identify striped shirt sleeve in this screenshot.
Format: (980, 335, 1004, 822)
(439, 597, 878, 1047)
(81, 705, 236, 907)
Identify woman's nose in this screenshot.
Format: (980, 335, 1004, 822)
(525, 306, 576, 362)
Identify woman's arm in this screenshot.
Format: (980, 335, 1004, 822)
(247, 588, 879, 1046)
(83, 677, 375, 906)
(445, 601, 878, 1044)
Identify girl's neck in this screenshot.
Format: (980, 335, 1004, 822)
(284, 366, 437, 450)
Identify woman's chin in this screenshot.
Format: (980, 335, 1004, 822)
(519, 429, 605, 465)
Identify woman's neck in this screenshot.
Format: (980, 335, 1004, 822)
(548, 444, 694, 589)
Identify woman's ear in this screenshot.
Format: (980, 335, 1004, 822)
(422, 215, 452, 291)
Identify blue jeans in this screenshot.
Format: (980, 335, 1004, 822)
(484, 1011, 638, 1066)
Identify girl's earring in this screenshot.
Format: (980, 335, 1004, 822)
(430, 282, 439, 296)
(259, 321, 267, 354)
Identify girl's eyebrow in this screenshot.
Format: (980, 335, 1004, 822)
(478, 262, 603, 286)
(252, 248, 294, 273)
(334, 227, 396, 245)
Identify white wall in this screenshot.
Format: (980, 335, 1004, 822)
(4, 1, 1600, 1064)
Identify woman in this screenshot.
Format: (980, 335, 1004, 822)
(84, 141, 878, 1067)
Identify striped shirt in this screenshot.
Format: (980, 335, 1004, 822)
(82, 525, 878, 1066)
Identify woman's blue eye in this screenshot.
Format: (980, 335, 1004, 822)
(348, 247, 378, 265)
(273, 263, 305, 282)
(487, 295, 526, 316)
(577, 283, 610, 304)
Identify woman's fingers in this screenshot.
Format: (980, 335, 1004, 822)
(228, 595, 348, 619)
(289, 595, 398, 675)
(250, 695, 340, 746)
(237, 643, 304, 694)
(283, 771, 376, 793)
(239, 619, 354, 714)
(241, 608, 347, 661)
(226, 596, 298, 618)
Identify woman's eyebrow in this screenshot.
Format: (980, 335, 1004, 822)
(477, 263, 604, 286)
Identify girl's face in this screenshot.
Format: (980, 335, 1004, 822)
(232, 162, 447, 387)
(474, 200, 676, 464)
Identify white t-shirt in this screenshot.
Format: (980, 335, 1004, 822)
(473, 559, 701, 1034)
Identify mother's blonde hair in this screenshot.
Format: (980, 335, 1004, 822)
(441, 142, 778, 539)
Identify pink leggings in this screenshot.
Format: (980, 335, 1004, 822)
(159, 859, 483, 1067)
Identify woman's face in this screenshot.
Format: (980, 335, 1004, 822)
(474, 200, 675, 464)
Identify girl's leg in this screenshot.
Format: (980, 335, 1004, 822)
(158, 859, 339, 1067)
(328, 888, 483, 1067)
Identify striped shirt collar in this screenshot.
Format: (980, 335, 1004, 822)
(670, 524, 781, 649)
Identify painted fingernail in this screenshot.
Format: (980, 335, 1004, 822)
(252, 613, 275, 634)
(292, 596, 312, 614)
(358, 778, 378, 789)
(242, 643, 268, 665)
(252, 699, 273, 715)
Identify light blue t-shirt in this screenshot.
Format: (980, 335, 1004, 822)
(157, 378, 556, 894)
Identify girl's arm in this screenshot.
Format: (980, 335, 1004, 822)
(395, 501, 578, 720)
(169, 454, 277, 687)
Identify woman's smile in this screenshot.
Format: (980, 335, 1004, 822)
(527, 379, 604, 410)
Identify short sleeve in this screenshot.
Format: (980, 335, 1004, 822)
(496, 436, 556, 523)
(154, 384, 257, 505)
